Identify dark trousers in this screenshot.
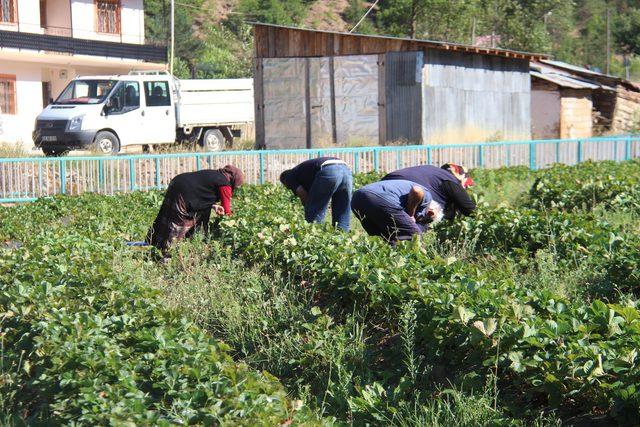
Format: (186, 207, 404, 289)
(146, 188, 211, 251)
(351, 189, 422, 244)
(304, 164, 353, 232)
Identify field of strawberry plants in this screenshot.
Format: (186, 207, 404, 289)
(2, 159, 639, 425)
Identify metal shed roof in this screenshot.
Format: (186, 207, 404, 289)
(540, 59, 640, 90)
(531, 71, 599, 89)
(252, 23, 549, 61)
(532, 61, 617, 91)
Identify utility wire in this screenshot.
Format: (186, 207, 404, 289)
(349, 0, 379, 33)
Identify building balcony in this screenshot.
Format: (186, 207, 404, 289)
(0, 29, 167, 63)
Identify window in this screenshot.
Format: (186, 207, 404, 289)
(0, 74, 16, 115)
(40, 0, 47, 28)
(108, 81, 140, 114)
(95, 0, 120, 34)
(0, 0, 17, 24)
(144, 81, 171, 107)
(55, 80, 116, 105)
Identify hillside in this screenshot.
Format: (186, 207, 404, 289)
(145, 0, 640, 82)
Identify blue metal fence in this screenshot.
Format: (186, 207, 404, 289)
(1, 135, 639, 203)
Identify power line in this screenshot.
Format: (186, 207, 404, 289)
(349, 0, 379, 33)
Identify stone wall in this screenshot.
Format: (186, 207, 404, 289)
(560, 88, 593, 139)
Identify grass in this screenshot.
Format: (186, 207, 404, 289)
(0, 143, 32, 158)
(115, 230, 564, 425)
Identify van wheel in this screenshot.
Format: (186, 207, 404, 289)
(94, 131, 120, 154)
(201, 129, 224, 152)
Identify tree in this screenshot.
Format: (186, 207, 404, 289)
(238, 0, 309, 26)
(376, 0, 478, 42)
(614, 9, 640, 55)
(344, 0, 377, 34)
(144, 0, 206, 78)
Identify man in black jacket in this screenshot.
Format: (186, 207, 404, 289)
(381, 163, 476, 222)
(280, 157, 353, 231)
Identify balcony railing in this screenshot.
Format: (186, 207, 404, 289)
(0, 30, 167, 63)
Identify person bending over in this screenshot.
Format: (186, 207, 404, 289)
(280, 157, 353, 232)
(351, 179, 433, 245)
(146, 165, 244, 251)
(382, 163, 475, 223)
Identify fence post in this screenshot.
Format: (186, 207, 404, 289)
(504, 144, 510, 167)
(354, 152, 360, 174)
(613, 139, 618, 162)
(259, 152, 265, 184)
(38, 160, 43, 196)
(98, 159, 104, 190)
(129, 158, 136, 191)
(396, 150, 401, 169)
(555, 142, 560, 164)
(155, 157, 161, 189)
(59, 159, 66, 194)
(478, 145, 484, 168)
(529, 142, 536, 170)
(426, 146, 432, 165)
(373, 149, 379, 172)
(625, 138, 631, 161)
(576, 140, 583, 164)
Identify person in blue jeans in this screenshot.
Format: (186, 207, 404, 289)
(351, 179, 433, 245)
(279, 157, 353, 231)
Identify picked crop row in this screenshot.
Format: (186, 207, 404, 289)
(218, 184, 640, 423)
(0, 195, 316, 425)
(436, 205, 640, 297)
(527, 160, 640, 212)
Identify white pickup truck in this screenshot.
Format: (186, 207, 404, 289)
(33, 72, 254, 156)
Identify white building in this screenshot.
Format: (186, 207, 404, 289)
(0, 0, 167, 148)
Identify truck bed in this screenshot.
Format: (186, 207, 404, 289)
(176, 78, 254, 128)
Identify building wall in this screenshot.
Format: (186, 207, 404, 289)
(46, 0, 73, 36)
(13, 0, 41, 33)
(531, 79, 561, 139)
(559, 89, 593, 139)
(612, 86, 640, 133)
(0, 0, 145, 41)
(0, 61, 44, 147)
(422, 50, 531, 145)
(71, 0, 145, 44)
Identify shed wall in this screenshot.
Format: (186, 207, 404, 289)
(385, 51, 423, 143)
(612, 86, 640, 133)
(261, 58, 306, 149)
(259, 55, 379, 149)
(531, 79, 561, 139)
(421, 50, 531, 145)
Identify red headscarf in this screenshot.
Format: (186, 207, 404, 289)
(220, 165, 245, 190)
(442, 163, 474, 188)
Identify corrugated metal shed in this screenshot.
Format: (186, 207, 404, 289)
(253, 24, 542, 149)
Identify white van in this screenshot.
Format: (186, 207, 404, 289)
(33, 72, 254, 156)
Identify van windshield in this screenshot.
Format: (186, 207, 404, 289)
(55, 80, 117, 105)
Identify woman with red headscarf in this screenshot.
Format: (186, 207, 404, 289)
(146, 165, 244, 252)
